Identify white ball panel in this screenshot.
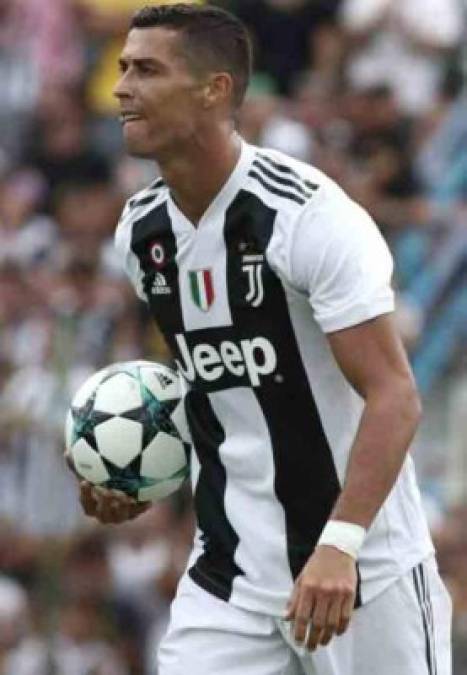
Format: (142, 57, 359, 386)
(138, 476, 185, 502)
(96, 417, 142, 467)
(94, 373, 142, 414)
(170, 400, 191, 444)
(71, 439, 110, 483)
(140, 365, 181, 402)
(141, 432, 187, 479)
(65, 410, 74, 451)
(72, 367, 109, 407)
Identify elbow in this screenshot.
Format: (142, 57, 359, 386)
(397, 377, 423, 432)
(370, 375, 423, 433)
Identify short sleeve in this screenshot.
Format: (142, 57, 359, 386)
(288, 182, 394, 333)
(114, 202, 148, 303)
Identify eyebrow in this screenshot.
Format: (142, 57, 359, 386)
(118, 57, 165, 69)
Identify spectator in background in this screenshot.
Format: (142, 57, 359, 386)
(239, 74, 314, 162)
(25, 85, 111, 213)
(218, 0, 343, 95)
(0, 169, 56, 270)
(50, 177, 123, 274)
(0, 0, 83, 161)
(340, 0, 463, 115)
(2, 591, 129, 675)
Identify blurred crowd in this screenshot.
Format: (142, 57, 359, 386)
(0, 0, 466, 673)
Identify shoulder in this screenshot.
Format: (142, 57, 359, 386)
(121, 176, 167, 220)
(245, 145, 359, 224)
(262, 149, 391, 289)
(255, 146, 367, 247)
(246, 146, 325, 209)
(115, 177, 167, 253)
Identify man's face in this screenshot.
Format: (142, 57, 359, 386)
(114, 28, 205, 159)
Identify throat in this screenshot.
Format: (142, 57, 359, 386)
(170, 190, 214, 227)
(159, 133, 242, 227)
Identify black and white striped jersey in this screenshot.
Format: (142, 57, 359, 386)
(115, 141, 434, 615)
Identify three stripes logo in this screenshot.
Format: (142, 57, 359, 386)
(189, 269, 215, 312)
(248, 153, 319, 206)
(151, 272, 171, 296)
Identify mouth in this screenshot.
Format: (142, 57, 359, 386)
(120, 113, 145, 125)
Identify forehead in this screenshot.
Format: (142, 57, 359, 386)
(121, 27, 184, 64)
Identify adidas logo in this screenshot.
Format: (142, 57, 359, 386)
(152, 272, 171, 295)
(156, 372, 174, 389)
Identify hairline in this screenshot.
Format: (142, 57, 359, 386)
(128, 24, 245, 109)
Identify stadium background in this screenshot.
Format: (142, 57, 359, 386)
(0, 0, 466, 672)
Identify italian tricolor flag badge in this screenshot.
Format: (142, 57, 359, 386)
(189, 269, 214, 311)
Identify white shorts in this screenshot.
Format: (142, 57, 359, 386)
(157, 556, 452, 675)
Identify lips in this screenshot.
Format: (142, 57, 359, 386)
(120, 112, 144, 124)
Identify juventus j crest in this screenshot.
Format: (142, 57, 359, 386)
(242, 254, 264, 308)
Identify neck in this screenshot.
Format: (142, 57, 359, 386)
(156, 125, 242, 225)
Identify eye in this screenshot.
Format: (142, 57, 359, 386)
(137, 62, 159, 76)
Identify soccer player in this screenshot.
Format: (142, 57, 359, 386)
(69, 4, 452, 674)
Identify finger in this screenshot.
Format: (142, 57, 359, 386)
(106, 490, 146, 523)
(306, 594, 331, 651)
(95, 493, 131, 524)
(337, 589, 355, 636)
(316, 595, 342, 647)
(79, 482, 98, 516)
(284, 579, 301, 620)
(293, 592, 314, 644)
(128, 501, 152, 519)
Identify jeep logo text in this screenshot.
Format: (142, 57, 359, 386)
(175, 334, 277, 387)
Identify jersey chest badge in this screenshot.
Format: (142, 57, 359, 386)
(189, 269, 215, 311)
(241, 253, 264, 308)
(238, 241, 265, 308)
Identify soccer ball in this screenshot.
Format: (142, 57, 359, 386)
(65, 361, 190, 502)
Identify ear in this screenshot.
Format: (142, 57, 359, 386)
(202, 72, 234, 109)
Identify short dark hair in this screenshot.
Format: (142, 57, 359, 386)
(130, 4, 252, 109)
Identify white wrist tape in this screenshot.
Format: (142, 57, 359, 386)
(317, 520, 366, 560)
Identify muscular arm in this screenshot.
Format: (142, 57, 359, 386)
(286, 312, 422, 650)
(327, 312, 422, 529)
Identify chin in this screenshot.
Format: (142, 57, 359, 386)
(123, 140, 156, 160)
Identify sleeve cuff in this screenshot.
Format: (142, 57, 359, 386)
(316, 295, 395, 334)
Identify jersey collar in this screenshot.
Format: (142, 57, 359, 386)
(167, 138, 255, 231)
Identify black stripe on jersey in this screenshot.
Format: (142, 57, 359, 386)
(128, 178, 165, 209)
(224, 191, 354, 593)
(252, 159, 314, 200)
(150, 177, 165, 190)
(187, 390, 244, 600)
(129, 200, 184, 337)
(420, 565, 438, 675)
(257, 153, 320, 192)
(413, 565, 435, 675)
(130, 200, 243, 601)
(248, 169, 306, 206)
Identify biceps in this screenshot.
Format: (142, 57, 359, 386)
(326, 314, 415, 399)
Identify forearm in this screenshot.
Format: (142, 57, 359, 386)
(331, 382, 422, 529)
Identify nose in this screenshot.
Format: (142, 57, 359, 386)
(113, 70, 132, 102)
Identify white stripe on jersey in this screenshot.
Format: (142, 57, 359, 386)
(208, 388, 292, 613)
(167, 196, 233, 331)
